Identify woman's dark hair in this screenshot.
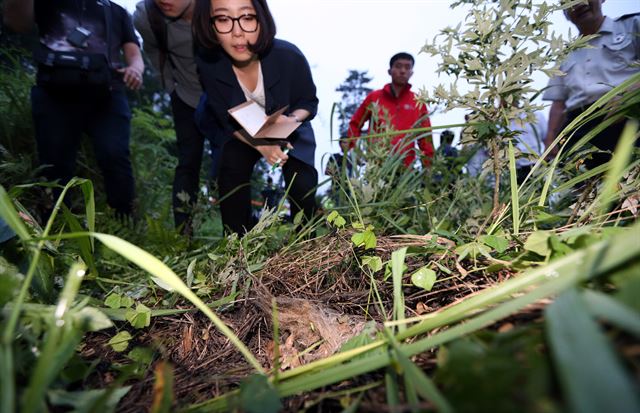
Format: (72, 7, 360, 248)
(193, 0, 276, 55)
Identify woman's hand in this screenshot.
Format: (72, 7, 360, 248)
(257, 143, 293, 166)
(275, 114, 299, 124)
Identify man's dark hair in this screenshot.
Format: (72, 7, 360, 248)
(389, 52, 414, 68)
(193, 0, 276, 54)
(441, 130, 455, 145)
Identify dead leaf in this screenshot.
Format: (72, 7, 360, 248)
(622, 195, 639, 216)
(498, 323, 514, 333)
(416, 302, 430, 315)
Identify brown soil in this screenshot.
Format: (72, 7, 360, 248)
(82, 231, 513, 412)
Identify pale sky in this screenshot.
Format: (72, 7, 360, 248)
(115, 0, 639, 182)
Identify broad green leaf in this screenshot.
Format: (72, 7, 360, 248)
(479, 235, 509, 253)
(104, 294, 122, 310)
(126, 303, 151, 329)
(411, 267, 437, 291)
(73, 307, 113, 332)
(455, 242, 491, 261)
(327, 210, 346, 227)
(546, 289, 640, 413)
(352, 222, 365, 230)
(48, 387, 131, 413)
(549, 235, 573, 258)
(333, 215, 346, 228)
(292, 210, 304, 226)
(128, 347, 154, 365)
(523, 231, 551, 257)
(186, 259, 197, 288)
(108, 331, 132, 352)
(351, 230, 377, 250)
(239, 374, 282, 413)
(361, 256, 383, 273)
(121, 296, 134, 308)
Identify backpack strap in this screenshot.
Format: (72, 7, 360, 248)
(144, 0, 168, 87)
(100, 0, 113, 67)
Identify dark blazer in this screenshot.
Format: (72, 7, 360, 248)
(195, 39, 318, 167)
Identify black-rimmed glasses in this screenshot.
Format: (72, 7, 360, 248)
(210, 14, 258, 34)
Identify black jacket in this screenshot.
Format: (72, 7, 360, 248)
(195, 39, 318, 166)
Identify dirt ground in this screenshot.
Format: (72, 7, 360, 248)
(82, 232, 516, 412)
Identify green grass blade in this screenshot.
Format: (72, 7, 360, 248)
(187, 223, 640, 412)
(582, 290, 640, 338)
(61, 205, 98, 277)
(92, 233, 264, 373)
(0, 185, 30, 241)
(22, 263, 87, 413)
(2, 179, 75, 342)
(393, 349, 452, 413)
(546, 289, 640, 413)
(508, 141, 519, 235)
(79, 179, 96, 250)
(384, 368, 401, 409)
(587, 120, 638, 221)
(391, 248, 408, 334)
(0, 343, 15, 413)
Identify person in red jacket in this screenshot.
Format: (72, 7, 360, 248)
(341, 52, 434, 168)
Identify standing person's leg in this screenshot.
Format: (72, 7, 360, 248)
(565, 111, 635, 169)
(170, 92, 205, 234)
(282, 156, 318, 224)
(217, 139, 260, 234)
(30, 86, 84, 191)
(86, 90, 136, 216)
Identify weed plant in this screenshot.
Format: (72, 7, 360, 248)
(1, 1, 640, 411)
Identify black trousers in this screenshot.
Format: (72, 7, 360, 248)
(31, 86, 135, 215)
(171, 92, 207, 232)
(218, 138, 318, 235)
(565, 109, 639, 169)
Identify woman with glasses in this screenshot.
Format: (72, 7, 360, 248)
(193, 0, 318, 235)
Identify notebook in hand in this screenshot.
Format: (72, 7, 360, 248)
(228, 100, 301, 139)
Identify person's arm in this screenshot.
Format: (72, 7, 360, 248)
(343, 96, 370, 152)
(118, 42, 144, 90)
(3, 0, 34, 33)
(286, 109, 311, 123)
(288, 47, 319, 121)
(545, 100, 566, 155)
(233, 130, 292, 167)
(417, 108, 434, 166)
(133, 2, 163, 72)
(117, 7, 145, 91)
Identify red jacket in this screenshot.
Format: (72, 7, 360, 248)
(347, 83, 433, 167)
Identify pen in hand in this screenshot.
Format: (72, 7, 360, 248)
(271, 147, 290, 173)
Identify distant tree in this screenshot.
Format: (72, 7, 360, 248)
(335, 70, 372, 138)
